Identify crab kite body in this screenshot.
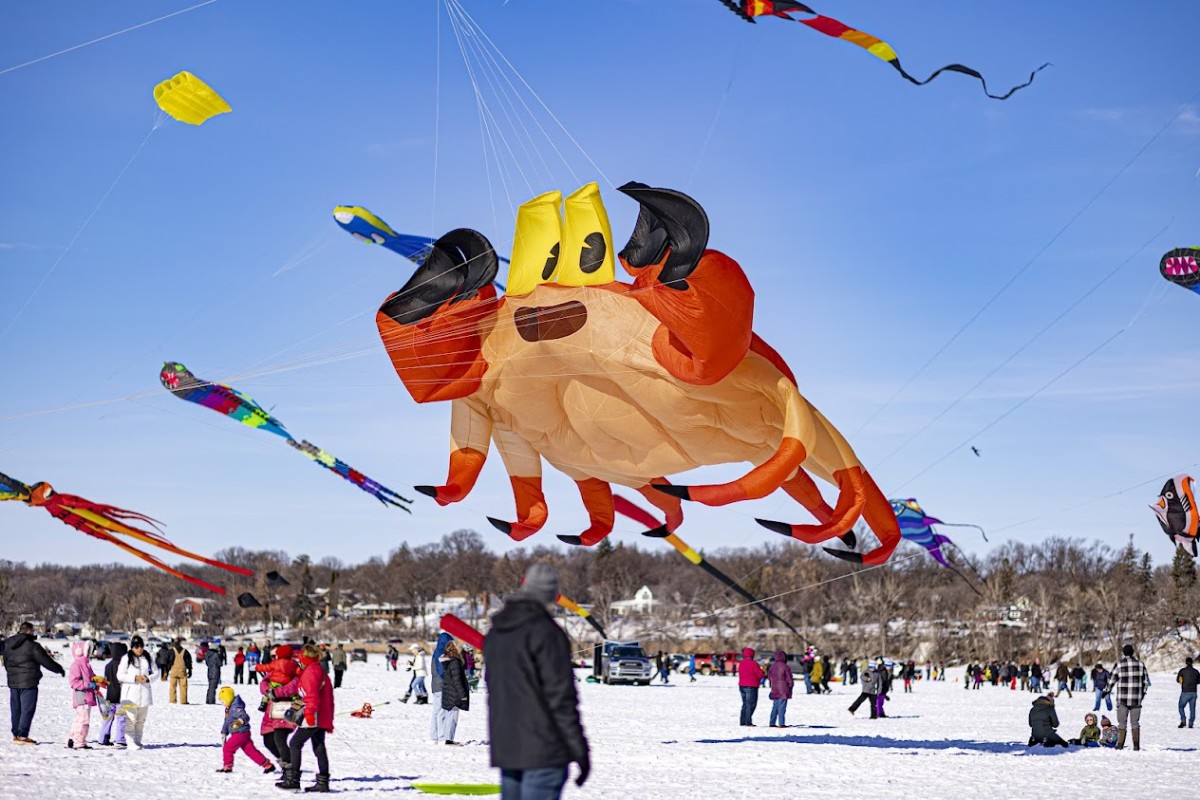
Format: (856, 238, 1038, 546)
(348, 182, 900, 564)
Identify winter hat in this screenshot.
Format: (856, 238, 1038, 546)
(275, 644, 294, 660)
(218, 686, 235, 707)
(519, 562, 560, 604)
(1101, 715, 1112, 726)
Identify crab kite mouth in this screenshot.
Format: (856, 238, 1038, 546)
(514, 300, 587, 342)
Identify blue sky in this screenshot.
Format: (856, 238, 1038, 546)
(2, 0, 1200, 576)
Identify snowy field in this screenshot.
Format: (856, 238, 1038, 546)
(2, 654, 1196, 799)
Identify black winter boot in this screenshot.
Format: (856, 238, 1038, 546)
(275, 767, 301, 790)
(304, 774, 331, 793)
(100, 734, 111, 746)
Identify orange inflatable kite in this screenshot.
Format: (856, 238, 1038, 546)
(357, 181, 901, 565)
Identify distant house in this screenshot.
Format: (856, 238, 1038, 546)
(348, 602, 409, 623)
(171, 597, 214, 627)
(427, 590, 476, 618)
(611, 586, 656, 616)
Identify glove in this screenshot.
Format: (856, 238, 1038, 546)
(574, 754, 590, 787)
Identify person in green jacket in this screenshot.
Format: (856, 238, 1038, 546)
(1068, 712, 1101, 747)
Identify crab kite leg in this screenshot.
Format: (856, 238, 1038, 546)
(614, 495, 803, 638)
(717, 0, 1049, 100)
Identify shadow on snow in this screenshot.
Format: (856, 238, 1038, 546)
(692, 734, 1069, 754)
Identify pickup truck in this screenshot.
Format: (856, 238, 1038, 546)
(595, 641, 655, 685)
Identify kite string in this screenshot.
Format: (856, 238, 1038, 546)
(874, 217, 1172, 469)
(852, 82, 1200, 439)
(0, 126, 158, 347)
(0, 0, 219, 77)
(430, 0, 442, 239)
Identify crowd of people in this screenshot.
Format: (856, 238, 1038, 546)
(7, 589, 1200, 798)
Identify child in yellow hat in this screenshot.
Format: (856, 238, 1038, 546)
(217, 686, 275, 774)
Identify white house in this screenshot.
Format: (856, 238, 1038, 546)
(610, 586, 656, 616)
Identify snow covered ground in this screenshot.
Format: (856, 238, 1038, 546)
(2, 654, 1196, 798)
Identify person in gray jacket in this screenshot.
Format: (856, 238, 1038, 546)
(848, 662, 879, 718)
(204, 644, 223, 704)
(331, 644, 348, 689)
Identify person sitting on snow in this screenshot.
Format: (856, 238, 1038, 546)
(1068, 712, 1101, 747)
(1028, 692, 1070, 748)
(1098, 715, 1118, 748)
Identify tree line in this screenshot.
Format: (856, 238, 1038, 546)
(3, 529, 1196, 664)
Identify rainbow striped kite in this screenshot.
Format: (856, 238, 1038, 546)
(718, 0, 1048, 100)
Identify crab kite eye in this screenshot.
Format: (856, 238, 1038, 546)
(557, 182, 614, 287)
(506, 190, 563, 296)
(579, 232, 607, 274)
(541, 243, 561, 281)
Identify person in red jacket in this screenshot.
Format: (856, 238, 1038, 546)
(233, 648, 246, 685)
(272, 643, 334, 793)
(737, 647, 764, 727)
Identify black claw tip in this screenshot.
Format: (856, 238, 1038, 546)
(651, 484, 691, 501)
(487, 517, 512, 535)
(414, 485, 437, 498)
(640, 525, 671, 539)
(756, 518, 793, 537)
(840, 531, 858, 549)
(823, 547, 864, 564)
(557, 535, 584, 546)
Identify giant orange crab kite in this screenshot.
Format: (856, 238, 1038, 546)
(343, 182, 900, 565)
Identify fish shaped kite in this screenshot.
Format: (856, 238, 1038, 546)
(0, 470, 250, 593)
(159, 362, 412, 510)
(717, 0, 1048, 100)
(880, 498, 986, 593)
(1159, 247, 1200, 297)
(1150, 475, 1199, 556)
(614, 495, 803, 637)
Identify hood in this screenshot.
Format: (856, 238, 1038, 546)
(71, 641, 89, 660)
(490, 594, 551, 633)
(110, 642, 128, 662)
(1032, 696, 1054, 709)
(5, 633, 33, 652)
(742, 647, 755, 659)
(773, 650, 787, 662)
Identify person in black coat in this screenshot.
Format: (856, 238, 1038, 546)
(3, 622, 66, 743)
(485, 564, 589, 800)
(440, 641, 470, 745)
(154, 644, 173, 682)
(100, 642, 128, 746)
(1028, 693, 1069, 747)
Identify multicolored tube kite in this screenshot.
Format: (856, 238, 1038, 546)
(0, 470, 251, 593)
(160, 362, 412, 510)
(717, 0, 1048, 100)
(613, 495, 803, 638)
(556, 594, 608, 639)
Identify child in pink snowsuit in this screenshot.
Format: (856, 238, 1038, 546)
(217, 686, 275, 774)
(67, 640, 98, 749)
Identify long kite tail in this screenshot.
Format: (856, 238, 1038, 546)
(614, 494, 804, 638)
(289, 439, 413, 511)
(83, 526, 238, 595)
(556, 594, 608, 639)
(937, 522, 989, 542)
(717, 0, 1049, 100)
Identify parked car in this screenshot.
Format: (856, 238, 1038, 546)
(350, 648, 368, 663)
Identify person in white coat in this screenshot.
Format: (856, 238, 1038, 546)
(403, 644, 429, 704)
(116, 635, 154, 749)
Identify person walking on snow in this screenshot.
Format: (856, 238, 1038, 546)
(737, 647, 764, 727)
(848, 663, 880, 719)
(116, 636, 154, 750)
(215, 686, 275, 774)
(331, 644, 348, 689)
(1055, 662, 1073, 698)
(1110, 643, 1149, 751)
(403, 645, 428, 704)
(99, 642, 128, 747)
(155, 643, 173, 682)
(255, 646, 298, 772)
(271, 643, 334, 793)
(874, 660, 893, 718)
(205, 644, 223, 704)
(484, 563, 589, 800)
(767, 650, 794, 728)
(1092, 663, 1113, 712)
(233, 647, 246, 685)
(688, 654, 697, 683)
(1177, 656, 1199, 729)
(4, 621, 65, 744)
(66, 640, 98, 749)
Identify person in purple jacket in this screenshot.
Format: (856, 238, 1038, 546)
(767, 651, 794, 728)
